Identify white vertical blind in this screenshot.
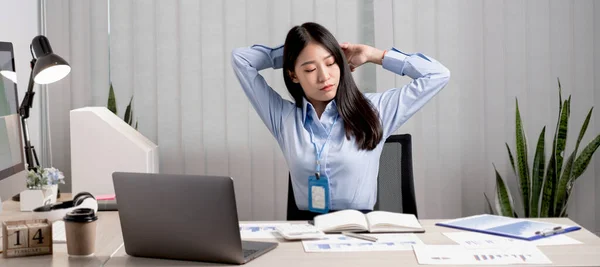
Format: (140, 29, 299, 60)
(45, 0, 372, 221)
(44, 0, 599, 233)
(374, 0, 599, 233)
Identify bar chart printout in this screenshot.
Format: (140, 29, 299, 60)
(413, 245, 552, 265)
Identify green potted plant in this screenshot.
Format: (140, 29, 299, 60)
(488, 78, 600, 218)
(107, 82, 138, 129)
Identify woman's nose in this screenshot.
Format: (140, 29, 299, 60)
(317, 68, 329, 82)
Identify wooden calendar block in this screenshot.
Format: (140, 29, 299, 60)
(2, 219, 53, 258)
(5, 224, 28, 249)
(26, 222, 51, 248)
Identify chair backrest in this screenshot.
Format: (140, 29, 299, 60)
(374, 134, 418, 217)
(286, 134, 418, 220)
(286, 173, 303, 220)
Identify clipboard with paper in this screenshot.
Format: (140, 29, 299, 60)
(436, 214, 581, 241)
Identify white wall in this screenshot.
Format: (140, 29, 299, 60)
(0, 0, 40, 160)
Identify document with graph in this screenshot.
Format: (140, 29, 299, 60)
(413, 244, 552, 265)
(239, 223, 289, 239)
(302, 234, 423, 252)
(436, 214, 581, 241)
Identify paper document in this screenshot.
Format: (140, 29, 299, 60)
(302, 233, 423, 252)
(413, 245, 552, 265)
(444, 232, 582, 248)
(239, 223, 288, 239)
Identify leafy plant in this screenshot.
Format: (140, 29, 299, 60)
(108, 82, 138, 129)
(26, 167, 65, 189)
(489, 78, 600, 218)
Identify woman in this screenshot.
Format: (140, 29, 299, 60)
(231, 22, 450, 220)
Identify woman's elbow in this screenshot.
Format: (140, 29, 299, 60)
(439, 66, 451, 86)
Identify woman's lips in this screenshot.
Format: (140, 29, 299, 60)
(321, 84, 334, 91)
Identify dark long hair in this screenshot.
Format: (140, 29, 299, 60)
(283, 22, 382, 150)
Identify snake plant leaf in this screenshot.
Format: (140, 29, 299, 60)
(506, 143, 516, 176)
(555, 98, 570, 183)
(494, 165, 514, 217)
(484, 193, 495, 215)
(571, 134, 600, 182)
(124, 96, 133, 125)
(555, 150, 576, 216)
(555, 109, 596, 216)
(557, 78, 563, 112)
(530, 127, 546, 217)
(515, 98, 530, 217)
(540, 152, 556, 217)
(540, 95, 567, 217)
(108, 83, 117, 115)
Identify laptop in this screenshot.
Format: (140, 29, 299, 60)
(112, 172, 278, 264)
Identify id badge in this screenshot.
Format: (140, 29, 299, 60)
(308, 175, 330, 213)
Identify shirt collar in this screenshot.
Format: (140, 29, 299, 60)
(302, 98, 338, 125)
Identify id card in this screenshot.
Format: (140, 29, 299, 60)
(308, 175, 330, 213)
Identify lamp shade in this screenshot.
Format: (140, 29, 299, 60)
(30, 35, 71, 84)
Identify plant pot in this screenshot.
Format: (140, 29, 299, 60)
(42, 184, 58, 204)
(19, 184, 58, 211)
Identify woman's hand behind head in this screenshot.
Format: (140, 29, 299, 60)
(340, 43, 384, 71)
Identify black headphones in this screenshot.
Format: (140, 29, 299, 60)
(33, 192, 98, 222)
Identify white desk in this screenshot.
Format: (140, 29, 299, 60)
(2, 196, 600, 267)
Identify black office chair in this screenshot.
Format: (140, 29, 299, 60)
(286, 134, 418, 220)
(373, 134, 418, 217)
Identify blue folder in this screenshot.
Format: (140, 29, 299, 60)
(435, 214, 581, 241)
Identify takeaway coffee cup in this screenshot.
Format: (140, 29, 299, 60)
(64, 208, 98, 256)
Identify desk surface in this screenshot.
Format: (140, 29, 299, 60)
(105, 218, 600, 267)
(2, 196, 600, 267)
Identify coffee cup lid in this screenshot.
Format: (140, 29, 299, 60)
(63, 208, 98, 223)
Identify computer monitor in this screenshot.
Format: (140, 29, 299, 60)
(0, 41, 26, 203)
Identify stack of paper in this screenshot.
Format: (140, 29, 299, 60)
(413, 244, 552, 265)
(302, 233, 423, 252)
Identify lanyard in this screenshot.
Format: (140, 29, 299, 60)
(308, 115, 339, 179)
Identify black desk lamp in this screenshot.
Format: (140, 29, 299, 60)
(19, 35, 71, 172)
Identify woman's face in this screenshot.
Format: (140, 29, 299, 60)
(290, 42, 340, 104)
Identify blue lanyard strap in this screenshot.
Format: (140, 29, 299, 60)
(308, 115, 339, 177)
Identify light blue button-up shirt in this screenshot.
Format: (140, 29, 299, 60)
(231, 44, 450, 211)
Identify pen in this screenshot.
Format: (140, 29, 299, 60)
(535, 226, 564, 236)
(341, 231, 378, 242)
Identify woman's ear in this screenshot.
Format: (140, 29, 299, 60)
(288, 70, 299, 83)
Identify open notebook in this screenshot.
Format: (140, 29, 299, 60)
(313, 210, 424, 233)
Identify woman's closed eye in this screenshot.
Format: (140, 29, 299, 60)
(304, 68, 316, 73)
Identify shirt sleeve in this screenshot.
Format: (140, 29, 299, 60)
(231, 44, 294, 139)
(365, 48, 451, 138)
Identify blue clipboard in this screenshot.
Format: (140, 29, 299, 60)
(435, 214, 581, 241)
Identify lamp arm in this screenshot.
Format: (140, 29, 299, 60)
(18, 58, 37, 120)
(19, 58, 40, 171)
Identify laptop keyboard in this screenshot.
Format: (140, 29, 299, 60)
(243, 249, 259, 258)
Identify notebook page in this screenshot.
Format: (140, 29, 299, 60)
(366, 211, 422, 231)
(314, 210, 368, 232)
